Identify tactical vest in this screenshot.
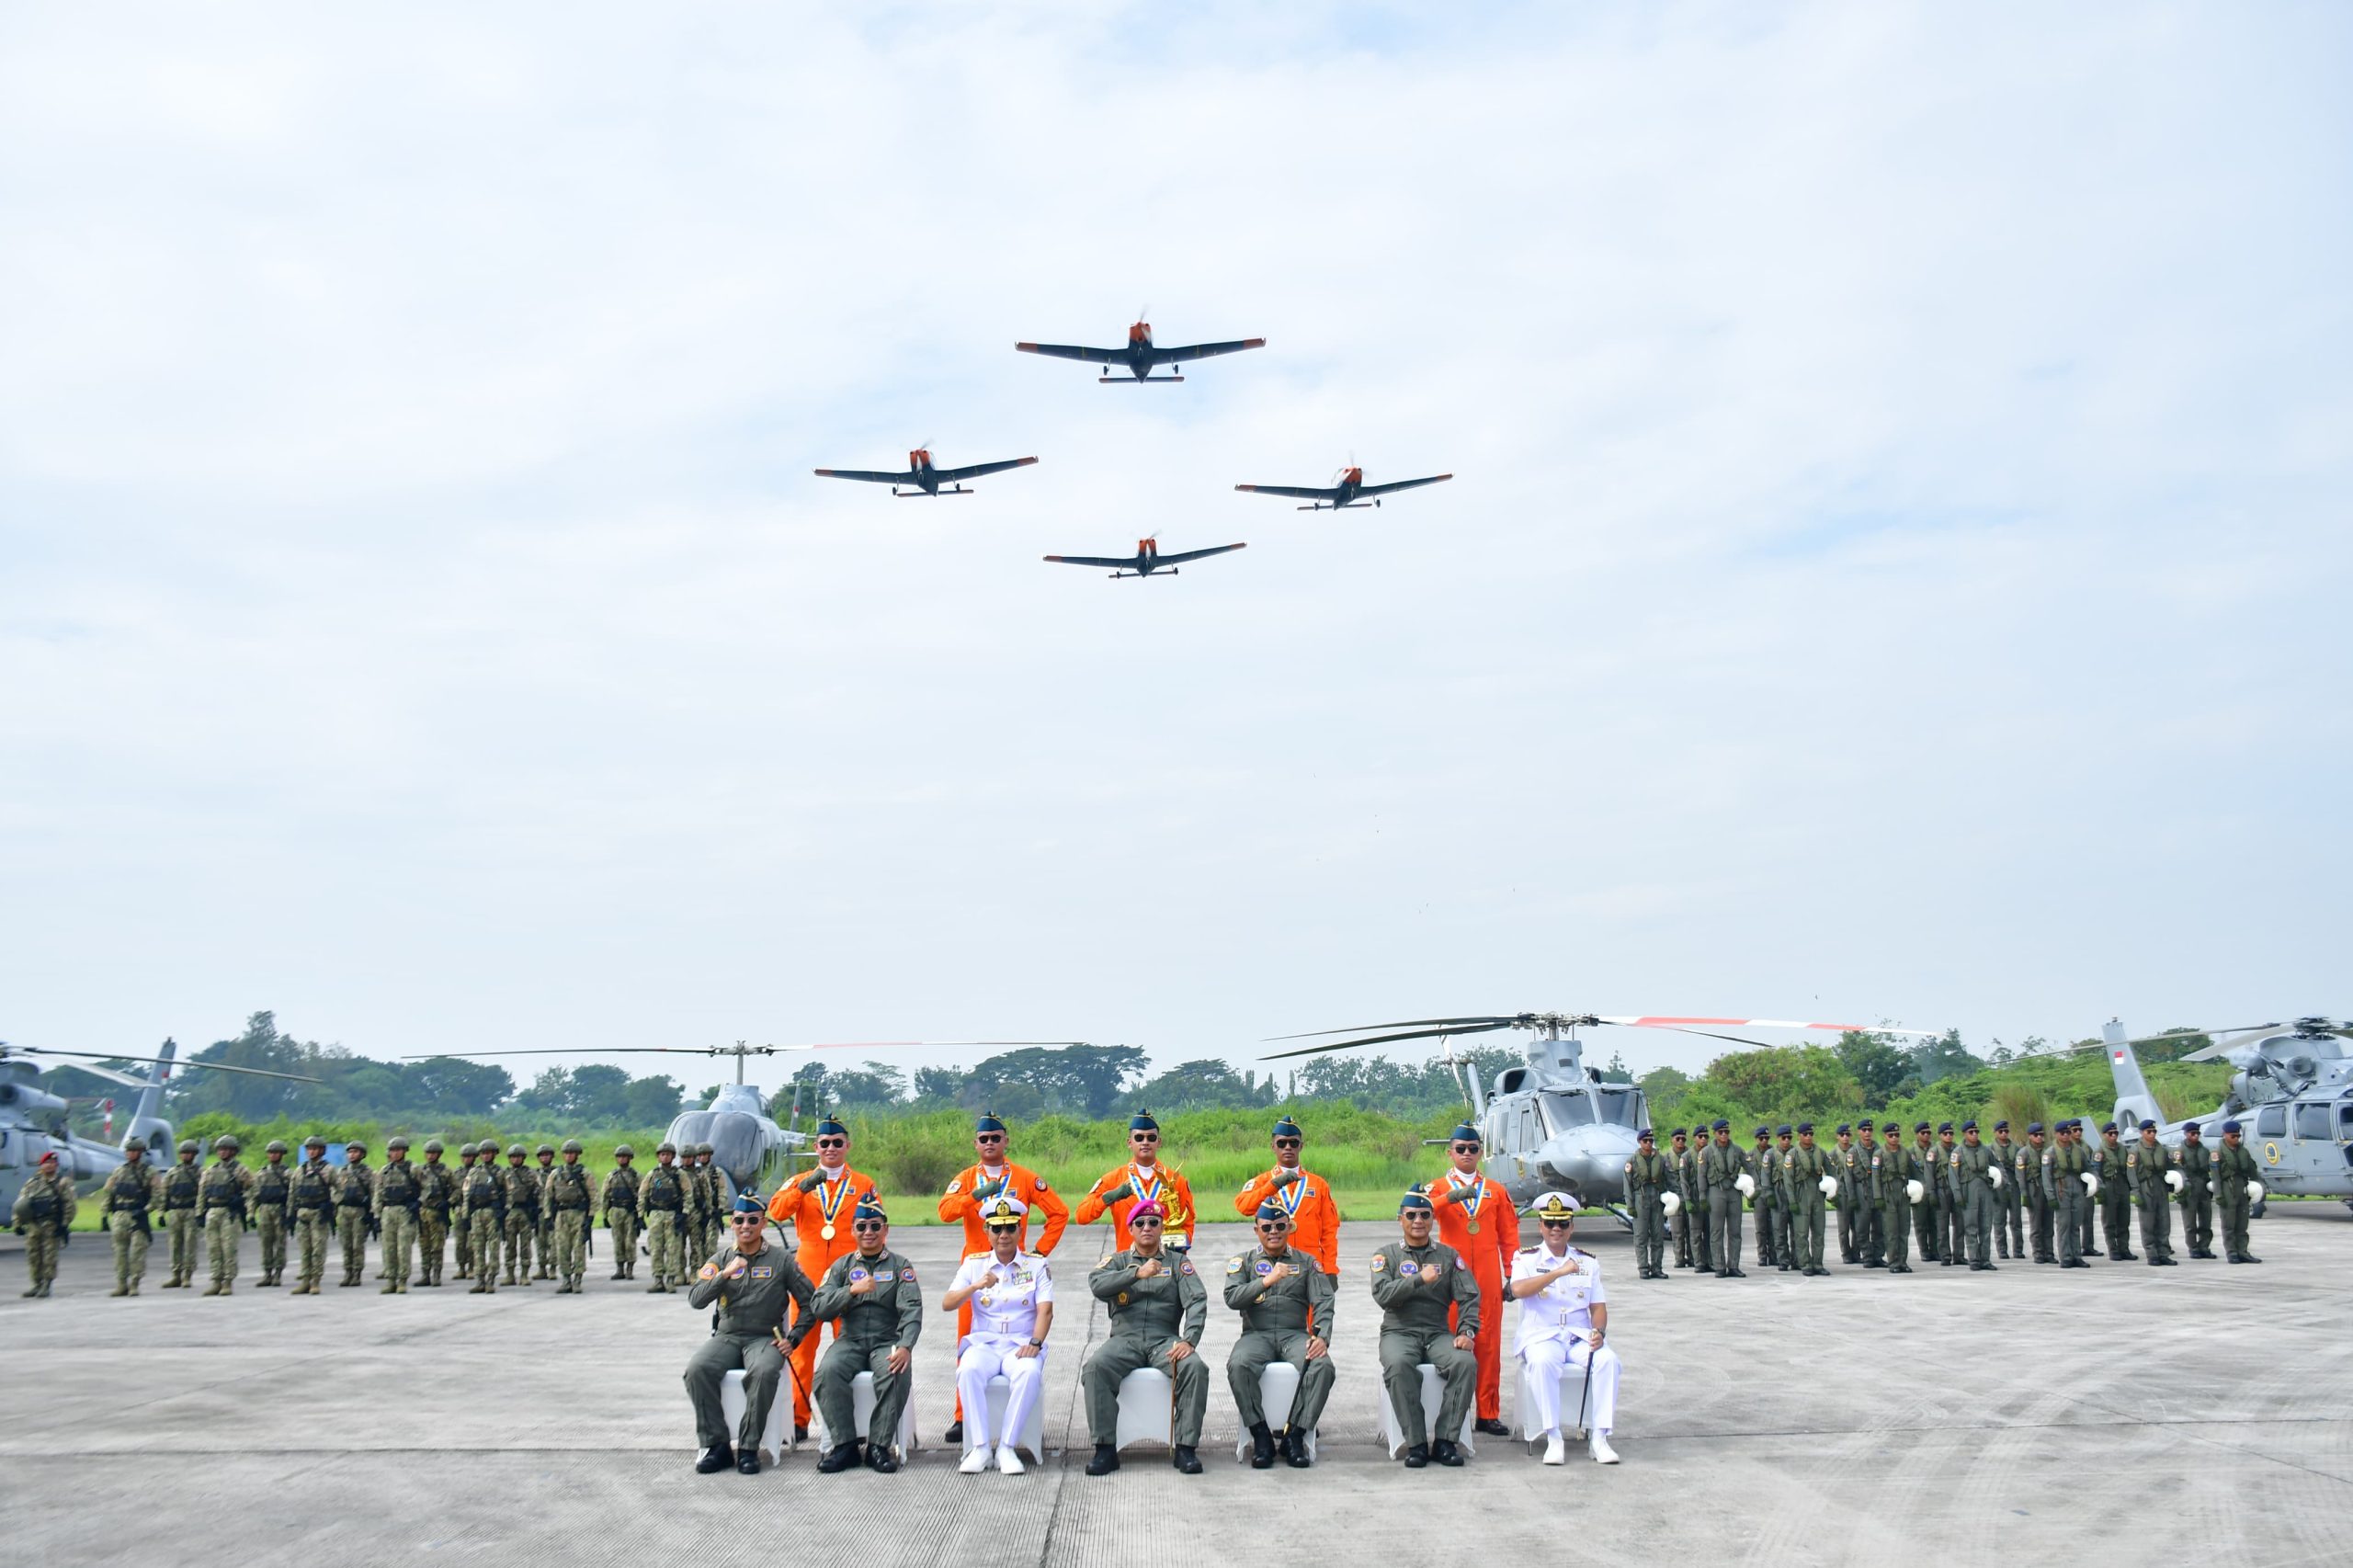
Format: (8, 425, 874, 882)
(201, 1164, 249, 1220)
(380, 1163, 420, 1208)
(256, 1165, 290, 1205)
(463, 1167, 503, 1211)
(546, 1165, 591, 1210)
(604, 1169, 639, 1211)
(503, 1169, 539, 1217)
(292, 1163, 335, 1210)
(163, 1163, 202, 1210)
(337, 1167, 374, 1207)
(417, 1165, 453, 1216)
(21, 1180, 63, 1223)
(642, 1166, 684, 1212)
(109, 1168, 153, 1215)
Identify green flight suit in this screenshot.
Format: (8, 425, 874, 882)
(1753, 1142, 1780, 1267)
(2176, 1139, 2214, 1256)
(1833, 1140, 1862, 1263)
(806, 1247, 925, 1452)
(1085, 1246, 1210, 1447)
(2052, 1140, 2090, 1265)
(1951, 1142, 1998, 1267)
(1701, 1138, 1751, 1272)
(1875, 1141, 1916, 1269)
(1676, 1144, 1709, 1270)
(2129, 1138, 2175, 1262)
(100, 1161, 157, 1293)
(1783, 1142, 1830, 1271)
(2094, 1138, 2134, 1258)
(1936, 1139, 1964, 1262)
(1851, 1139, 1886, 1266)
(1224, 1244, 1336, 1439)
(1623, 1150, 1673, 1275)
(2215, 1140, 2260, 1260)
(1989, 1136, 2023, 1257)
(252, 1157, 292, 1285)
(1369, 1239, 1481, 1449)
(684, 1239, 815, 1453)
(2015, 1138, 2053, 1262)
(1915, 1140, 1946, 1262)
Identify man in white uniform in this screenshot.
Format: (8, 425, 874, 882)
(1508, 1191, 1622, 1466)
(941, 1194, 1055, 1475)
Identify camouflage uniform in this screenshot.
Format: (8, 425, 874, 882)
(415, 1144, 457, 1285)
(11, 1160, 77, 1296)
(374, 1140, 422, 1292)
(681, 1147, 713, 1271)
(289, 1142, 336, 1292)
(543, 1142, 595, 1292)
(334, 1147, 376, 1287)
(197, 1138, 258, 1294)
(158, 1142, 204, 1287)
(100, 1147, 159, 1293)
(601, 1151, 641, 1280)
(253, 1143, 293, 1285)
(532, 1147, 559, 1279)
(641, 1148, 689, 1292)
(460, 1157, 506, 1293)
(499, 1148, 541, 1286)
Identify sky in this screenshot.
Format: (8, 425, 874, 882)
(4, 2, 2347, 1100)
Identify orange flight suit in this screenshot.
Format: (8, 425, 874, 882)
(1233, 1165, 1339, 1275)
(938, 1161, 1070, 1420)
(1430, 1167, 1520, 1421)
(765, 1164, 880, 1427)
(1075, 1161, 1198, 1252)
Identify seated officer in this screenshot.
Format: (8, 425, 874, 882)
(1510, 1192, 1622, 1466)
(1370, 1188, 1480, 1467)
(1224, 1197, 1336, 1469)
(683, 1194, 815, 1475)
(801, 1198, 924, 1473)
(1081, 1199, 1208, 1475)
(942, 1194, 1054, 1475)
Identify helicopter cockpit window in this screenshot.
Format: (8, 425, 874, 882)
(1540, 1092, 1594, 1131)
(1595, 1087, 1638, 1126)
(2293, 1103, 2330, 1142)
(2338, 1102, 2353, 1140)
(2255, 1105, 2287, 1139)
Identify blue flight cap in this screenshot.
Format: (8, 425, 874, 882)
(1129, 1108, 1159, 1133)
(1993, 1119, 2008, 1131)
(1961, 1119, 1978, 1132)
(1883, 1121, 1901, 1134)
(1938, 1121, 1954, 1134)
(852, 1196, 888, 1224)
(1915, 1122, 1932, 1133)
(1670, 1127, 1688, 1138)
(1754, 1125, 1771, 1138)
(2222, 1119, 2242, 1134)
(814, 1116, 848, 1139)
(973, 1110, 1006, 1134)
(1271, 1115, 1303, 1141)
(2139, 1119, 2157, 1131)
(1450, 1122, 1482, 1145)
(1796, 1122, 1814, 1135)
(1835, 1123, 1851, 1135)
(1712, 1119, 1731, 1131)
(2027, 1122, 2044, 1134)
(733, 1192, 766, 1215)
(2101, 1121, 2119, 1134)
(1253, 1199, 1290, 1224)
(2182, 1122, 2204, 1135)
(1775, 1124, 1792, 1137)
(1637, 1128, 1654, 1142)
(1399, 1188, 1435, 1213)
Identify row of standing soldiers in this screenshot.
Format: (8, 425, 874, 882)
(58, 1133, 733, 1298)
(1619, 1115, 2266, 1278)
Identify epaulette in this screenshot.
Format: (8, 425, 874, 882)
(1518, 1244, 1541, 1255)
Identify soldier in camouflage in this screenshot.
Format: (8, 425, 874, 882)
(2215, 1119, 2261, 1264)
(497, 1144, 540, 1286)
(1783, 1123, 1832, 1275)
(805, 1197, 926, 1474)
(544, 1139, 595, 1292)
(692, 1144, 723, 1266)
(333, 1141, 375, 1287)
(252, 1140, 293, 1286)
(11, 1151, 77, 1297)
(458, 1143, 506, 1293)
(196, 1134, 257, 1295)
(415, 1140, 456, 1285)
(1370, 1188, 1480, 1466)
(602, 1145, 641, 1280)
(1622, 1128, 1672, 1279)
(530, 1143, 560, 1279)
(2130, 1119, 2177, 1266)
(100, 1138, 157, 1294)
(288, 1136, 336, 1293)
(641, 1142, 689, 1292)
(373, 1136, 421, 1292)
(1080, 1199, 1209, 1476)
(159, 1138, 203, 1288)
(452, 1143, 480, 1279)
(1989, 1120, 2023, 1260)
(2175, 1120, 2216, 1259)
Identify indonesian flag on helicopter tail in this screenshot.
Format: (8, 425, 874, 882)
(1598, 1017, 1936, 1037)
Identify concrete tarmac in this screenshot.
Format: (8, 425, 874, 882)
(4, 1207, 2348, 1567)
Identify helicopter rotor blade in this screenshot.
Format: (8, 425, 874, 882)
(399, 1040, 1088, 1062)
(1591, 1016, 1938, 1038)
(1264, 1017, 1521, 1042)
(1259, 1022, 1519, 1061)
(4, 1046, 319, 1083)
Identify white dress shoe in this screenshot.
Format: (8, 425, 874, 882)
(959, 1446, 992, 1474)
(1542, 1433, 1566, 1465)
(996, 1444, 1025, 1475)
(1590, 1431, 1620, 1464)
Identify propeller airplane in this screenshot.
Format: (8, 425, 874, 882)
(814, 445, 1038, 498)
(1042, 536, 1246, 579)
(1017, 310, 1265, 383)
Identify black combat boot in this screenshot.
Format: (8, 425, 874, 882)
(1172, 1445, 1201, 1474)
(1431, 1438, 1464, 1467)
(1475, 1416, 1511, 1437)
(865, 1443, 898, 1474)
(1284, 1428, 1313, 1468)
(942, 1420, 963, 1445)
(1085, 1443, 1120, 1475)
(1403, 1442, 1429, 1468)
(695, 1442, 734, 1474)
(735, 1450, 761, 1475)
(817, 1442, 861, 1473)
(1248, 1421, 1276, 1469)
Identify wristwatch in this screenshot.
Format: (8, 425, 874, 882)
(1026, 1337, 1043, 1348)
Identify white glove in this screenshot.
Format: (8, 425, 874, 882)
(1733, 1172, 1755, 1198)
(2248, 1180, 2265, 1205)
(2080, 1171, 2097, 1194)
(1660, 1190, 1681, 1217)
(1905, 1177, 1925, 1205)
(1989, 1165, 2004, 1190)
(1818, 1175, 1838, 1198)
(2164, 1169, 2184, 1192)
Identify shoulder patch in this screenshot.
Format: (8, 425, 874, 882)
(946, 1178, 961, 1195)
(1034, 1176, 1049, 1192)
(1179, 1259, 1195, 1275)
(900, 1264, 915, 1283)
(1456, 1255, 1469, 1269)
(1370, 1254, 1387, 1272)
(699, 1263, 718, 1280)
(1226, 1256, 1244, 1274)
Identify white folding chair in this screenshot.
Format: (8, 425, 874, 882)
(810, 1369, 918, 1460)
(1376, 1362, 1476, 1458)
(1232, 1361, 1317, 1462)
(1517, 1358, 1595, 1448)
(1113, 1367, 1172, 1452)
(718, 1368, 791, 1465)
(967, 1370, 1047, 1463)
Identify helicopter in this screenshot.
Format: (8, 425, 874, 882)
(1, 1040, 319, 1216)
(2095, 1017, 2353, 1212)
(402, 1040, 1084, 1202)
(1262, 1012, 1935, 1224)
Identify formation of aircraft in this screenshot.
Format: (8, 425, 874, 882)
(814, 446, 1037, 498)
(1042, 537, 1246, 580)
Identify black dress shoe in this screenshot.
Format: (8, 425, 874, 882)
(2062, 1258, 2089, 1268)
(1728, 1267, 1748, 1278)
(942, 1420, 963, 1445)
(1085, 1443, 1121, 1476)
(793, 1424, 809, 1442)
(696, 1444, 734, 1474)
(1890, 1264, 1911, 1273)
(1172, 1445, 1201, 1474)
(1284, 1430, 1313, 1468)
(1403, 1443, 1429, 1469)
(817, 1444, 859, 1473)
(1249, 1422, 1276, 1469)
(736, 1450, 761, 1475)
(1431, 1438, 1464, 1467)
(1474, 1417, 1511, 1437)
(866, 1445, 898, 1473)
(2245, 1254, 2261, 1264)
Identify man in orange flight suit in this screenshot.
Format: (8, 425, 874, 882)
(1233, 1114, 1338, 1276)
(1427, 1120, 1519, 1437)
(937, 1108, 1070, 1442)
(764, 1116, 879, 1438)
(1076, 1108, 1198, 1253)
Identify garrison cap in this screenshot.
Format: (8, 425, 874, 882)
(1835, 1123, 1851, 1135)
(214, 1134, 239, 1151)
(506, 1143, 527, 1158)
(535, 1142, 555, 1157)
(386, 1135, 409, 1150)
(814, 1118, 847, 1139)
(125, 1137, 148, 1153)
(303, 1135, 326, 1150)
(422, 1139, 444, 1154)
(1253, 1198, 1290, 1224)
(1128, 1199, 1168, 1223)
(2101, 1121, 2119, 1133)
(1993, 1119, 2008, 1131)
(2222, 1119, 2243, 1134)
(732, 1192, 766, 1216)
(973, 1110, 1006, 1134)
(1450, 1121, 1482, 1144)
(2027, 1122, 2044, 1134)
(656, 1141, 677, 1155)
(1529, 1191, 1579, 1222)
(1271, 1114, 1303, 1141)
(613, 1143, 634, 1157)
(1776, 1124, 1792, 1137)
(1938, 1121, 1954, 1134)
(2139, 1119, 2158, 1131)
(981, 1194, 1029, 1226)
(1797, 1122, 1814, 1135)
(560, 1139, 583, 1153)
(1398, 1189, 1435, 1214)
(178, 1139, 199, 1154)
(851, 1196, 888, 1224)
(1129, 1108, 1160, 1133)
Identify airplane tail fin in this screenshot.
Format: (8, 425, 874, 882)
(2104, 1020, 2163, 1130)
(124, 1038, 176, 1153)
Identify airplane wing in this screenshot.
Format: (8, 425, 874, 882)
(1233, 483, 1340, 501)
(813, 468, 913, 484)
(1042, 553, 1138, 569)
(933, 456, 1040, 483)
(1160, 337, 1267, 363)
(1157, 541, 1248, 565)
(1359, 473, 1452, 498)
(1017, 343, 1123, 364)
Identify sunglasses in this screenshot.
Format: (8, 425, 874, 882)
(1256, 1221, 1292, 1233)
(986, 1222, 1021, 1234)
(1540, 1219, 1574, 1230)
(815, 1138, 847, 1150)
(1131, 1216, 1163, 1227)
(1131, 1132, 1159, 1143)
(1272, 1138, 1302, 1150)
(1450, 1143, 1481, 1154)
(851, 1221, 886, 1233)
(975, 1133, 1006, 1144)
(731, 1216, 764, 1225)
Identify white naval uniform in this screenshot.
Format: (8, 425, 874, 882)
(1510, 1242, 1620, 1435)
(951, 1248, 1053, 1449)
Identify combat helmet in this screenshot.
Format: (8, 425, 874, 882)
(265, 1140, 289, 1155)
(303, 1134, 326, 1150)
(124, 1137, 148, 1153)
(535, 1142, 555, 1157)
(612, 1144, 635, 1159)
(655, 1141, 677, 1156)
(213, 1134, 240, 1152)
(561, 1138, 583, 1153)
(386, 1135, 410, 1151)
(458, 1142, 478, 1157)
(506, 1142, 527, 1158)
(177, 1139, 199, 1155)
(422, 1139, 445, 1154)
